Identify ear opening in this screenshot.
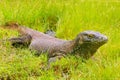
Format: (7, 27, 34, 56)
(75, 33, 83, 44)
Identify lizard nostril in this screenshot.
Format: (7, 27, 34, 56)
(103, 35, 108, 41)
(100, 36, 108, 42)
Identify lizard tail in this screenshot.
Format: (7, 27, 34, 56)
(1, 21, 27, 35)
(2, 21, 19, 30)
(1, 21, 46, 37)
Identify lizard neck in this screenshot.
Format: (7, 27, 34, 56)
(63, 37, 80, 54)
(70, 39, 99, 59)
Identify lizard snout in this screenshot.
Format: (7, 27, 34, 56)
(99, 35, 108, 43)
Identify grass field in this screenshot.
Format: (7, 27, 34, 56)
(0, 0, 120, 80)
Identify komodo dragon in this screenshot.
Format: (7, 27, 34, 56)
(2, 22, 108, 63)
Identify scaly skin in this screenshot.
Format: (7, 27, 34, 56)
(2, 22, 108, 63)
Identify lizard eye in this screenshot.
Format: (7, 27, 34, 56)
(88, 34, 95, 38)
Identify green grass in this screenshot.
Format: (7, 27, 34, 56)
(0, 0, 120, 80)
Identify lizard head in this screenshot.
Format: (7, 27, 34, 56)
(73, 30, 108, 59)
(78, 30, 108, 46)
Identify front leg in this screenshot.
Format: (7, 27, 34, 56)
(47, 52, 66, 66)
